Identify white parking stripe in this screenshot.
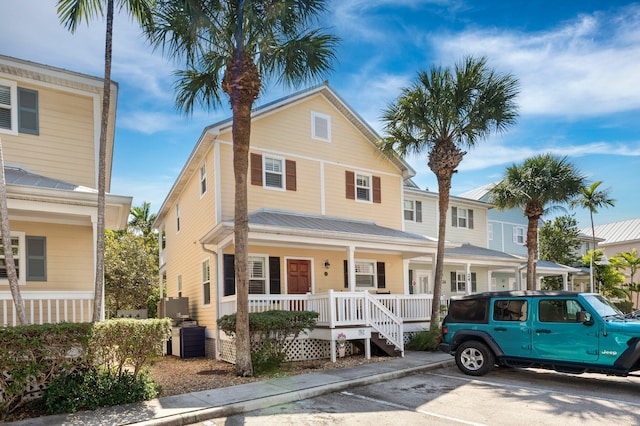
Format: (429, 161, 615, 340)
(340, 390, 488, 426)
(427, 372, 640, 408)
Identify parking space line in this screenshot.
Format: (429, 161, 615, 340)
(340, 390, 488, 426)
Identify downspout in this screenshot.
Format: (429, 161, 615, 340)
(201, 243, 220, 357)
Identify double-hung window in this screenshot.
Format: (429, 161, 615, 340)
(454, 271, 466, 293)
(202, 259, 211, 305)
(404, 200, 415, 221)
(264, 156, 284, 189)
(200, 163, 207, 195)
(356, 173, 371, 202)
(513, 227, 525, 245)
(0, 232, 26, 285)
(249, 256, 267, 294)
(0, 81, 38, 135)
(355, 260, 376, 288)
(452, 207, 474, 229)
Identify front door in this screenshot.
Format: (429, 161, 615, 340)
(287, 259, 311, 294)
(414, 270, 431, 294)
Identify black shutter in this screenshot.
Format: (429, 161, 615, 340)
(376, 262, 386, 289)
(416, 201, 422, 223)
(269, 257, 281, 294)
(450, 271, 456, 292)
(451, 207, 458, 227)
(343, 260, 348, 288)
(26, 236, 46, 281)
(468, 209, 474, 229)
(408, 269, 414, 294)
(223, 254, 236, 296)
(471, 272, 477, 293)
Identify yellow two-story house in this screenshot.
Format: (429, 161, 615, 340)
(154, 84, 443, 361)
(0, 55, 132, 325)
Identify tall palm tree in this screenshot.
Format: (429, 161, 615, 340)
(381, 56, 519, 328)
(490, 154, 585, 290)
(0, 138, 27, 324)
(569, 181, 615, 292)
(57, 0, 155, 322)
(129, 201, 157, 238)
(145, 0, 338, 376)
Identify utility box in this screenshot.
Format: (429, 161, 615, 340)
(171, 326, 205, 358)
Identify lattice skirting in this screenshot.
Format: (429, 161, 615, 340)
(216, 337, 355, 364)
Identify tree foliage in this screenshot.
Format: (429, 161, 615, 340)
(539, 215, 581, 290)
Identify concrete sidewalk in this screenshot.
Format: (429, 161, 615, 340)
(12, 351, 454, 426)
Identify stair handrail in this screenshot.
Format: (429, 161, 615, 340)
(364, 292, 404, 355)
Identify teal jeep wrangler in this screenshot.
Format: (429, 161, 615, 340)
(439, 291, 640, 376)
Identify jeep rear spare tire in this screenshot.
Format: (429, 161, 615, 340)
(455, 341, 495, 376)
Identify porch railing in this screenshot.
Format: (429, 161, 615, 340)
(0, 291, 94, 327)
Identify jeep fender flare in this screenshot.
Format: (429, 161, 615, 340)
(613, 337, 640, 371)
(450, 330, 505, 358)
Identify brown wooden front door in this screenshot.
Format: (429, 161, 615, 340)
(287, 259, 311, 294)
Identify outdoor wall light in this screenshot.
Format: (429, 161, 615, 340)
(324, 259, 331, 269)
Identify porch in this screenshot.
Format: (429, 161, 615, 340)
(0, 291, 94, 327)
(219, 290, 444, 362)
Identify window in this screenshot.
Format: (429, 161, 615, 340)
(200, 163, 207, 195)
(488, 223, 493, 241)
(176, 204, 180, 232)
(451, 207, 474, 229)
(513, 227, 525, 245)
(0, 232, 26, 285)
(26, 236, 46, 281)
(177, 275, 182, 298)
(493, 299, 527, 321)
(539, 299, 585, 322)
(311, 111, 331, 142)
(404, 200, 415, 221)
(202, 259, 211, 305)
(453, 271, 466, 293)
(0, 82, 39, 135)
(249, 256, 267, 294)
(264, 156, 284, 189)
(356, 173, 371, 202)
(355, 260, 376, 288)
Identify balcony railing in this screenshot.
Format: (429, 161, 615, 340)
(0, 291, 94, 327)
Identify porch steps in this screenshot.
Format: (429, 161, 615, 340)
(369, 332, 402, 357)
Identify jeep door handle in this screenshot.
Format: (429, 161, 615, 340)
(494, 327, 507, 331)
(536, 329, 551, 334)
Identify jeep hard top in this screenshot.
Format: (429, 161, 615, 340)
(439, 291, 640, 376)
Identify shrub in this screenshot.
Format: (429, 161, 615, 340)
(219, 310, 319, 374)
(614, 300, 634, 314)
(43, 367, 159, 414)
(406, 328, 443, 351)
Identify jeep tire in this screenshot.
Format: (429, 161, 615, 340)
(455, 341, 495, 376)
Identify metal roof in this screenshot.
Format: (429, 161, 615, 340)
(445, 243, 520, 260)
(249, 209, 433, 241)
(5, 166, 92, 192)
(582, 218, 640, 245)
(457, 183, 496, 201)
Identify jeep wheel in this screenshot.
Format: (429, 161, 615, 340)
(455, 341, 495, 376)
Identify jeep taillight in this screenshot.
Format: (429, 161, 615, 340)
(442, 325, 448, 335)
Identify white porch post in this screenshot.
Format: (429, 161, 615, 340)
(563, 273, 568, 291)
(347, 246, 355, 291)
(465, 263, 472, 295)
(403, 259, 410, 295)
(515, 266, 522, 290)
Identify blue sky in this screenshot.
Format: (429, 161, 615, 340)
(1, 0, 638, 230)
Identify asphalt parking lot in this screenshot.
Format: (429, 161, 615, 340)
(203, 365, 640, 425)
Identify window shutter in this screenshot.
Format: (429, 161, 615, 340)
(26, 236, 46, 281)
(450, 271, 456, 292)
(451, 207, 458, 227)
(372, 176, 381, 203)
(468, 209, 474, 229)
(250, 153, 263, 186)
(345, 171, 355, 199)
(269, 257, 281, 294)
(376, 262, 386, 288)
(285, 160, 296, 191)
(471, 272, 477, 292)
(223, 254, 236, 296)
(343, 260, 349, 288)
(18, 88, 38, 135)
(513, 227, 518, 243)
(416, 201, 422, 223)
(408, 269, 414, 294)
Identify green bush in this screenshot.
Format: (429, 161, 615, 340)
(406, 328, 443, 351)
(219, 310, 319, 374)
(43, 367, 159, 414)
(614, 300, 634, 314)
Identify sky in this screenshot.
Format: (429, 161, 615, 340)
(0, 0, 639, 230)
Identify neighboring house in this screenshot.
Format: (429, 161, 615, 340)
(0, 55, 132, 326)
(154, 83, 444, 361)
(459, 184, 579, 290)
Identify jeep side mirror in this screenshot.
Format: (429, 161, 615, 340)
(577, 311, 593, 325)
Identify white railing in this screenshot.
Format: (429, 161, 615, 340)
(364, 292, 403, 351)
(0, 291, 94, 327)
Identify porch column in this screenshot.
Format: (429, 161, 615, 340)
(515, 266, 522, 290)
(465, 263, 471, 295)
(403, 259, 410, 295)
(347, 246, 356, 291)
(562, 273, 568, 291)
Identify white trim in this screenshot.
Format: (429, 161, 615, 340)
(355, 172, 372, 203)
(403, 199, 416, 222)
(214, 141, 222, 223)
(199, 162, 207, 198)
(262, 154, 286, 191)
(249, 253, 270, 294)
(320, 161, 326, 215)
(283, 256, 315, 295)
(201, 257, 211, 306)
(354, 258, 377, 289)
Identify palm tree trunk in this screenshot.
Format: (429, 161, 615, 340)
(525, 216, 540, 290)
(590, 211, 595, 293)
(431, 173, 451, 328)
(92, 0, 114, 322)
(0, 138, 27, 325)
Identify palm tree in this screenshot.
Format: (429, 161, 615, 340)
(569, 181, 615, 292)
(0, 138, 27, 324)
(145, 0, 338, 376)
(129, 201, 157, 238)
(612, 249, 640, 307)
(381, 56, 519, 328)
(57, 0, 155, 322)
(490, 154, 585, 290)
